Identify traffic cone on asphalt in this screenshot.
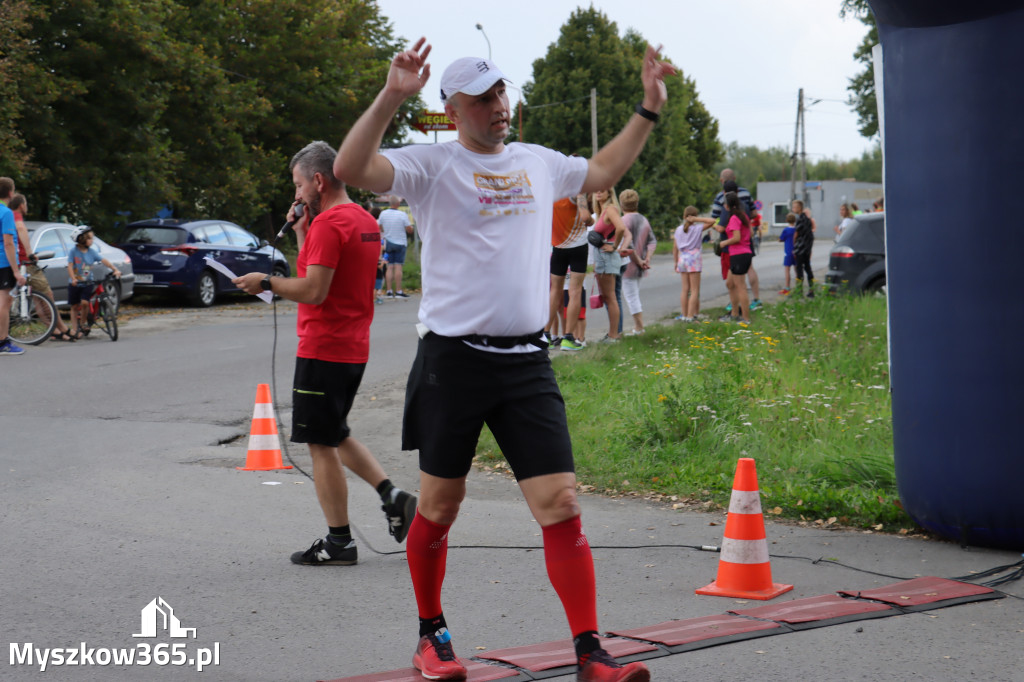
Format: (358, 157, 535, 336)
(696, 458, 792, 600)
(237, 383, 292, 471)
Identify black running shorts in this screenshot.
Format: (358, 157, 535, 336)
(291, 357, 366, 447)
(0, 266, 15, 290)
(729, 252, 752, 276)
(550, 244, 589, 276)
(402, 333, 575, 480)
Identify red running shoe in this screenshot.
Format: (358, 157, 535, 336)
(577, 649, 650, 682)
(412, 629, 467, 681)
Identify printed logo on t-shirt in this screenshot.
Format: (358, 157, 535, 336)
(474, 170, 535, 212)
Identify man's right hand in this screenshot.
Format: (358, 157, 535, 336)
(385, 37, 432, 100)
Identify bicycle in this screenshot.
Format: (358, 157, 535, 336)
(82, 273, 120, 342)
(7, 263, 58, 346)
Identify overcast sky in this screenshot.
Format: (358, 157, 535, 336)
(375, 0, 876, 161)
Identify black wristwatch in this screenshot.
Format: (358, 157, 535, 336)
(260, 275, 273, 291)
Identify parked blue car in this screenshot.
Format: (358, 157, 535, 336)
(116, 219, 290, 307)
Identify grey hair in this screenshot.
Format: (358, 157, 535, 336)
(290, 141, 342, 189)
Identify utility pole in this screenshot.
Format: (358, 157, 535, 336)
(800, 96, 809, 206)
(790, 88, 802, 202)
(591, 88, 599, 154)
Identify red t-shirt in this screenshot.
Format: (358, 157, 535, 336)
(296, 203, 380, 364)
(14, 210, 27, 263)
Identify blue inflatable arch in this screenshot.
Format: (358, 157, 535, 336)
(871, 0, 1024, 549)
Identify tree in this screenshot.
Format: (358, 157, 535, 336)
(7, 0, 420, 239)
(0, 0, 41, 178)
(522, 7, 720, 237)
(841, 0, 879, 138)
(714, 143, 793, 195)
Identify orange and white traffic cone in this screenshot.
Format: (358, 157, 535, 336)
(237, 383, 292, 471)
(696, 458, 792, 600)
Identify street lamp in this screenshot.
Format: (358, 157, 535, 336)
(475, 23, 491, 60)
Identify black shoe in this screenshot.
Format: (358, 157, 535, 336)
(383, 490, 417, 543)
(290, 537, 357, 565)
(394, 291, 411, 299)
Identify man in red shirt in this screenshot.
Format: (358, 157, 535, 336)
(235, 141, 416, 565)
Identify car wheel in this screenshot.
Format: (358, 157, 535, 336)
(272, 262, 289, 279)
(865, 276, 887, 297)
(191, 270, 217, 307)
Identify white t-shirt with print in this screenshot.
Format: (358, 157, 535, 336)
(383, 140, 588, 344)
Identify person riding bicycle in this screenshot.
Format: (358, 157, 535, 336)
(67, 226, 120, 339)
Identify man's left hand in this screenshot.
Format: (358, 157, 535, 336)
(233, 272, 267, 296)
(640, 44, 676, 112)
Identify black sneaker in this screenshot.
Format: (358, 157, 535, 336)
(383, 490, 418, 543)
(394, 291, 411, 299)
(290, 538, 357, 566)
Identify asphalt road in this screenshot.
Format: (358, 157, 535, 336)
(3, 242, 1021, 681)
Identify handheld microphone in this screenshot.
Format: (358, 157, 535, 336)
(276, 204, 304, 239)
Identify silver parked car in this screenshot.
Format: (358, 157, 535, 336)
(23, 221, 135, 307)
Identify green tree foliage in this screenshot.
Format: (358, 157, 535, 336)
(841, 0, 879, 139)
(522, 7, 720, 238)
(714, 143, 793, 195)
(4, 0, 419, 239)
(0, 0, 41, 178)
(714, 142, 882, 193)
(715, 142, 882, 193)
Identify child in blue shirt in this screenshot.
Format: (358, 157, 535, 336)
(778, 212, 796, 295)
(66, 226, 120, 338)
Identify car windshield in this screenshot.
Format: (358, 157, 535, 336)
(121, 226, 187, 245)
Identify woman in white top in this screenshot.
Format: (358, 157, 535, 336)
(835, 203, 856, 240)
(590, 188, 627, 342)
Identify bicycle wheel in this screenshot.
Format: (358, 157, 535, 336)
(8, 291, 58, 346)
(100, 297, 119, 341)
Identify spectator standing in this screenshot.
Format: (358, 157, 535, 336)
(618, 189, 656, 335)
(791, 199, 815, 297)
(718, 192, 754, 323)
(11, 194, 74, 340)
(778, 212, 797, 294)
(378, 195, 413, 299)
(591, 187, 627, 343)
(334, 37, 673, 681)
(835, 203, 855, 240)
(545, 193, 591, 351)
(673, 206, 714, 321)
(0, 177, 26, 355)
(711, 170, 762, 312)
(233, 141, 417, 566)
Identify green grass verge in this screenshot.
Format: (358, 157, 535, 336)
(477, 295, 913, 531)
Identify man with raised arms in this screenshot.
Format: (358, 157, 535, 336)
(335, 37, 675, 682)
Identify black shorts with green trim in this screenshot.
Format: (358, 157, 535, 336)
(290, 357, 365, 447)
(402, 332, 574, 481)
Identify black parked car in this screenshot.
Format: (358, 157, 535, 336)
(825, 212, 886, 295)
(116, 219, 290, 307)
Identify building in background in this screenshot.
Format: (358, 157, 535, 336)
(757, 180, 883, 236)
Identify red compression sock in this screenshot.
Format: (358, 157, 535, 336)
(406, 510, 451, 619)
(542, 515, 598, 636)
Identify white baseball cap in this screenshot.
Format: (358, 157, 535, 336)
(439, 57, 510, 102)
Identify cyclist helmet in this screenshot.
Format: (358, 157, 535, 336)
(71, 225, 93, 244)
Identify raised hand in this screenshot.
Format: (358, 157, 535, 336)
(386, 37, 432, 100)
(641, 43, 676, 111)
